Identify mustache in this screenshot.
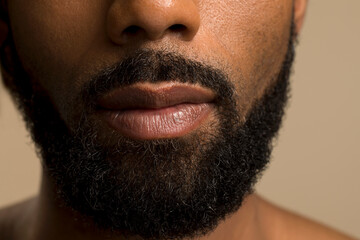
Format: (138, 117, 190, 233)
(81, 49, 235, 105)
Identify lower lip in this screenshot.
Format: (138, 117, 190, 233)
(99, 103, 213, 140)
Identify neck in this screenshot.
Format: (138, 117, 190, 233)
(28, 173, 265, 240)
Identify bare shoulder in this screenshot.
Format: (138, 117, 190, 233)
(255, 195, 358, 240)
(0, 198, 36, 240)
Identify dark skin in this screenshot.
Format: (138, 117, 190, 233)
(0, 0, 357, 239)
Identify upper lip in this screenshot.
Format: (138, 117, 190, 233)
(97, 82, 216, 110)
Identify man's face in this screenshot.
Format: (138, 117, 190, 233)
(1, 0, 301, 239)
(7, 0, 292, 119)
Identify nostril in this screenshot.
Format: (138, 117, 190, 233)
(119, 24, 190, 42)
(169, 24, 187, 33)
(124, 25, 142, 35)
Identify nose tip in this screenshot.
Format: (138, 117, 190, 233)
(107, 0, 200, 44)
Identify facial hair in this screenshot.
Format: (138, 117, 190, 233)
(1, 24, 295, 240)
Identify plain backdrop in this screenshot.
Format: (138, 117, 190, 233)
(1, 1, 359, 238)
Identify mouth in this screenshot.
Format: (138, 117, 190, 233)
(96, 82, 216, 140)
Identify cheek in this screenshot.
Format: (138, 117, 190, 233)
(8, 0, 107, 99)
(199, 0, 293, 113)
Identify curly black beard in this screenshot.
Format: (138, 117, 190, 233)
(1, 21, 295, 240)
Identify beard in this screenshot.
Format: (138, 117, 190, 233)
(1, 24, 295, 240)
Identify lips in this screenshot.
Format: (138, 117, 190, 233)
(96, 82, 215, 140)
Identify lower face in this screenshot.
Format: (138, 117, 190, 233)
(4, 0, 295, 239)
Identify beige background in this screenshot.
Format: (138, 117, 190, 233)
(1, 0, 359, 238)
